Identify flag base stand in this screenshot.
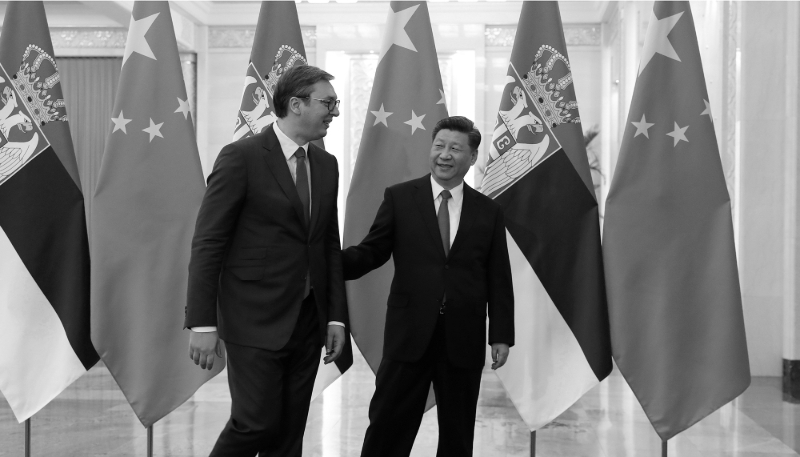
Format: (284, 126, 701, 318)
(530, 430, 536, 456)
(662, 440, 667, 457)
(25, 418, 31, 457)
(147, 425, 153, 457)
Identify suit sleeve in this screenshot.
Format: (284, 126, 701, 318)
(185, 144, 247, 328)
(325, 159, 348, 324)
(487, 206, 515, 347)
(342, 187, 396, 280)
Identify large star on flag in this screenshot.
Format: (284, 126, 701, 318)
(632, 113, 655, 139)
(379, 4, 419, 62)
(371, 104, 393, 127)
(404, 110, 426, 135)
(111, 111, 132, 134)
(143, 118, 164, 142)
(666, 122, 689, 147)
(639, 10, 683, 75)
(123, 12, 159, 66)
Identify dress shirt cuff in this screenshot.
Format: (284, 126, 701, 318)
(191, 326, 217, 332)
(328, 321, 345, 327)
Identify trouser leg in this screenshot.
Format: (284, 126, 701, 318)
(210, 293, 320, 457)
(359, 328, 440, 457)
(259, 294, 321, 457)
(208, 341, 285, 457)
(432, 319, 483, 457)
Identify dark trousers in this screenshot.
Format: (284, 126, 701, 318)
(360, 315, 484, 457)
(209, 292, 321, 457)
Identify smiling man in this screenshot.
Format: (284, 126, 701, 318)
(185, 65, 348, 457)
(343, 116, 515, 457)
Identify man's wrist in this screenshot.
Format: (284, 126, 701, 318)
(327, 321, 345, 327)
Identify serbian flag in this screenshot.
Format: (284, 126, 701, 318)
(344, 1, 448, 387)
(0, 1, 99, 422)
(90, 1, 224, 427)
(603, 1, 750, 441)
(481, 1, 612, 431)
(232, 1, 308, 142)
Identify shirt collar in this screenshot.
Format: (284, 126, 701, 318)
(430, 175, 464, 203)
(274, 121, 308, 161)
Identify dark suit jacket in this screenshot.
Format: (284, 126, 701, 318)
(343, 175, 514, 368)
(185, 125, 347, 350)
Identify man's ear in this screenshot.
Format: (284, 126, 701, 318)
(289, 97, 303, 116)
(470, 149, 479, 166)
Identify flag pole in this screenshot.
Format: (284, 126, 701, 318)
(147, 425, 153, 457)
(662, 440, 667, 457)
(24, 418, 31, 457)
(530, 430, 536, 456)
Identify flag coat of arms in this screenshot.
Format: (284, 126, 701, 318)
(344, 1, 448, 381)
(232, 1, 308, 142)
(603, 1, 750, 441)
(0, 1, 98, 422)
(90, 1, 223, 427)
(481, 1, 612, 431)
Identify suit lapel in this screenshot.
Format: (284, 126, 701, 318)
(448, 184, 477, 259)
(308, 144, 324, 237)
(413, 176, 447, 259)
(262, 126, 307, 230)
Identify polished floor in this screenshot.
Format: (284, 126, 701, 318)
(1, 348, 798, 457)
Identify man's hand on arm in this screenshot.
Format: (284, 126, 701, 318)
(324, 322, 346, 364)
(189, 329, 223, 370)
(491, 343, 509, 370)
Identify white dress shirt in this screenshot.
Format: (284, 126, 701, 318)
(192, 122, 343, 332)
(430, 176, 464, 249)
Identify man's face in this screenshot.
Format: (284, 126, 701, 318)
(429, 129, 477, 189)
(296, 80, 339, 143)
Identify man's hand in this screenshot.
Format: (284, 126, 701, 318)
(491, 343, 509, 370)
(324, 325, 345, 364)
(189, 331, 222, 370)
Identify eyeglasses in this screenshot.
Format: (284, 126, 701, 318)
(297, 96, 341, 113)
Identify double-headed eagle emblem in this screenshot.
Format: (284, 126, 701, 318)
(0, 45, 59, 187)
(482, 45, 580, 198)
(233, 45, 307, 141)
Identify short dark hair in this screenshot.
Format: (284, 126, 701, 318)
(432, 116, 481, 151)
(273, 65, 335, 118)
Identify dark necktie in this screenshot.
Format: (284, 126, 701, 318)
(295, 147, 311, 298)
(295, 147, 310, 227)
(438, 190, 452, 257)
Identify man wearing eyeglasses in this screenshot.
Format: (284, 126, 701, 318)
(185, 65, 347, 457)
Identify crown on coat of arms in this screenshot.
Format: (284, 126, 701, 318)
(521, 44, 580, 128)
(11, 45, 67, 127)
(264, 45, 308, 96)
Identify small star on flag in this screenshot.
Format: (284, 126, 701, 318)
(701, 99, 712, 121)
(175, 97, 191, 119)
(437, 89, 446, 106)
(632, 113, 655, 139)
(404, 110, 425, 135)
(371, 103, 393, 127)
(143, 118, 164, 142)
(111, 111, 132, 134)
(666, 122, 689, 147)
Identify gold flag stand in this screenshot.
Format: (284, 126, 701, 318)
(530, 430, 536, 456)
